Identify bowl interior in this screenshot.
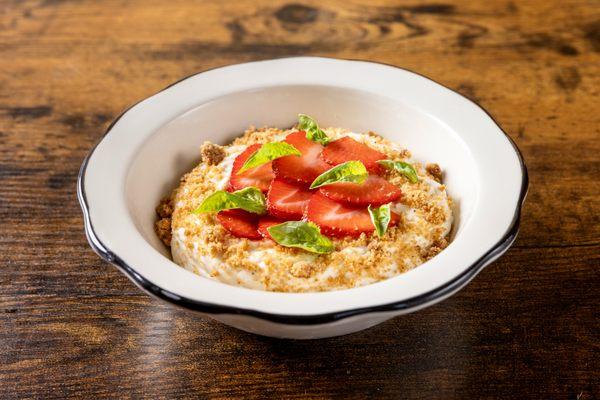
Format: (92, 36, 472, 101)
(125, 84, 478, 260)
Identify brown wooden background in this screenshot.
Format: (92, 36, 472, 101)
(1, 0, 599, 398)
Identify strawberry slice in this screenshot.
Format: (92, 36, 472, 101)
(228, 144, 275, 193)
(319, 175, 401, 207)
(321, 136, 386, 173)
(257, 216, 285, 240)
(267, 178, 313, 219)
(305, 192, 399, 238)
(272, 131, 330, 185)
(216, 209, 262, 240)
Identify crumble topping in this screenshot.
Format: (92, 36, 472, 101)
(423, 238, 449, 260)
(155, 218, 172, 246)
(426, 163, 443, 182)
(159, 126, 453, 292)
(200, 141, 226, 165)
(156, 197, 173, 218)
(154, 197, 174, 246)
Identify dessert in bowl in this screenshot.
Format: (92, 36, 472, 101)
(78, 57, 527, 338)
(159, 116, 453, 292)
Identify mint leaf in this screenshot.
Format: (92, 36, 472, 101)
(378, 160, 419, 183)
(368, 203, 392, 237)
(309, 160, 368, 189)
(193, 187, 266, 214)
(238, 142, 301, 174)
(298, 114, 330, 145)
(268, 221, 334, 254)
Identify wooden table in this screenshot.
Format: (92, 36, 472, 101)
(1, 0, 598, 398)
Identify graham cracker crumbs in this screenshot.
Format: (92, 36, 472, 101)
(232, 126, 285, 146)
(423, 238, 449, 260)
(200, 141, 226, 165)
(155, 218, 172, 246)
(290, 261, 315, 278)
(156, 197, 173, 218)
(426, 163, 443, 182)
(162, 126, 453, 293)
(155, 197, 174, 246)
(401, 187, 447, 225)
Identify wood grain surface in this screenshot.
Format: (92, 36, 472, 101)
(1, 0, 599, 398)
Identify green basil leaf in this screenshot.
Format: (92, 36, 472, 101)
(368, 203, 392, 237)
(298, 114, 330, 145)
(309, 160, 368, 189)
(378, 160, 419, 183)
(238, 142, 301, 174)
(192, 187, 266, 214)
(267, 221, 334, 254)
(233, 187, 266, 210)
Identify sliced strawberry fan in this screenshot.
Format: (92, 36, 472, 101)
(221, 133, 401, 241)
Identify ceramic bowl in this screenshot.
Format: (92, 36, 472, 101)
(78, 57, 527, 339)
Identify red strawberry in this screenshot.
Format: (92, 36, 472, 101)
(305, 192, 399, 238)
(267, 178, 313, 219)
(216, 209, 262, 240)
(321, 136, 386, 173)
(258, 216, 285, 240)
(319, 175, 401, 207)
(228, 144, 275, 193)
(272, 131, 330, 185)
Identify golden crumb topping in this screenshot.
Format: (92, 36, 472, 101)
(155, 218, 172, 246)
(200, 142, 226, 165)
(426, 163, 443, 182)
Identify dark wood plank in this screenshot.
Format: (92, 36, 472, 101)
(0, 0, 598, 398)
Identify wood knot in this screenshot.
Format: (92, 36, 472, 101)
(554, 66, 581, 91)
(275, 4, 319, 24)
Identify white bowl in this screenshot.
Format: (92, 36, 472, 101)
(78, 57, 527, 339)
